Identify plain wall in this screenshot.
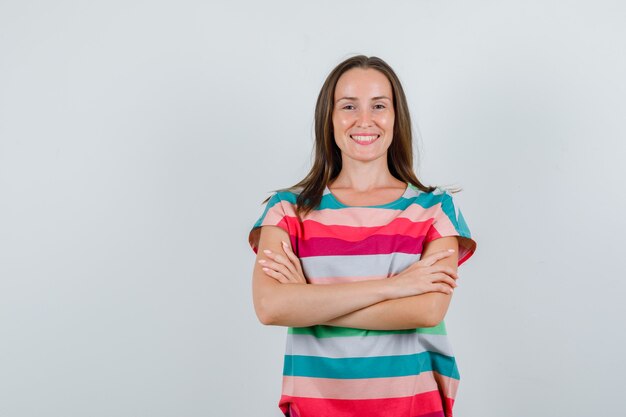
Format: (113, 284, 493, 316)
(1, 1, 624, 416)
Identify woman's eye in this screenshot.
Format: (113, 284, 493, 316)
(343, 104, 355, 110)
(374, 104, 386, 109)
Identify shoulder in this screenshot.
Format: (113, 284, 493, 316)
(256, 186, 307, 223)
(266, 187, 302, 207)
(249, 187, 303, 254)
(406, 183, 456, 207)
(267, 190, 298, 205)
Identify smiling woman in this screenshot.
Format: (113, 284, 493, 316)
(332, 68, 395, 163)
(248, 55, 477, 417)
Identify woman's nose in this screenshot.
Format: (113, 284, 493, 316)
(356, 109, 373, 127)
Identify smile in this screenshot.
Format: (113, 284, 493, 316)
(350, 135, 380, 145)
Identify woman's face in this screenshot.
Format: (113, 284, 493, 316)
(332, 68, 395, 164)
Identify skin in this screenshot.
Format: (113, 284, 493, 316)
(251, 68, 460, 330)
(330, 67, 405, 198)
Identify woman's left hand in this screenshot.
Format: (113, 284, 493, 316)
(258, 240, 307, 284)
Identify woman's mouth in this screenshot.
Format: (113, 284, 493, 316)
(350, 135, 380, 145)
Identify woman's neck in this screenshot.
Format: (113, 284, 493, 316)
(330, 155, 403, 192)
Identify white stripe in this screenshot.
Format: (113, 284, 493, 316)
(301, 252, 421, 279)
(285, 332, 454, 358)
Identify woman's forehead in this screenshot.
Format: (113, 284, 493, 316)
(335, 68, 392, 99)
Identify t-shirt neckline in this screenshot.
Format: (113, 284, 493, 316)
(324, 182, 411, 208)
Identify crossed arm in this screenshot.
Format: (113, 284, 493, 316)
(251, 225, 460, 330)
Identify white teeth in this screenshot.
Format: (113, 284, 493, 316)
(351, 135, 379, 142)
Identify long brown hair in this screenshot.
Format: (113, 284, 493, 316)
(266, 55, 448, 217)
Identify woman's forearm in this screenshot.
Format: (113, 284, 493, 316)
(252, 226, 411, 327)
(320, 292, 453, 330)
(253, 276, 398, 327)
(253, 226, 458, 328)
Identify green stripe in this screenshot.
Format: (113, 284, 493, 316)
(288, 322, 447, 338)
(283, 351, 459, 379)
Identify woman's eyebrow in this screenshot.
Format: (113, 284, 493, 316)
(335, 95, 392, 103)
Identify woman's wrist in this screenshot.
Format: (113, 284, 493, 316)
(375, 274, 407, 300)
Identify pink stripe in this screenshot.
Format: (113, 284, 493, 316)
(430, 216, 459, 240)
(298, 234, 426, 257)
(424, 229, 476, 267)
(282, 372, 459, 400)
(261, 200, 441, 242)
(263, 203, 290, 225)
(281, 203, 440, 228)
(256, 199, 475, 266)
(291, 217, 431, 241)
(433, 370, 459, 400)
(279, 391, 447, 417)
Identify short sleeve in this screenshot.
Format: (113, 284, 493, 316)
(248, 192, 293, 255)
(423, 189, 477, 266)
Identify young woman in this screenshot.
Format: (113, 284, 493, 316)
(248, 55, 477, 417)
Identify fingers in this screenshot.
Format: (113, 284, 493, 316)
(259, 244, 308, 284)
(260, 266, 290, 283)
(259, 257, 296, 282)
(264, 249, 297, 275)
(426, 264, 459, 280)
(419, 249, 456, 267)
(432, 272, 458, 289)
(433, 283, 455, 295)
(406, 263, 459, 280)
(281, 241, 304, 275)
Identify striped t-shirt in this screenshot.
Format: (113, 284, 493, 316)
(248, 182, 477, 417)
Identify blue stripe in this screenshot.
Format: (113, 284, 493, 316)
(456, 208, 471, 238)
(283, 351, 459, 379)
(439, 192, 471, 239)
(257, 189, 454, 212)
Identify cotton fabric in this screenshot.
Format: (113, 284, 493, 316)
(248, 183, 477, 417)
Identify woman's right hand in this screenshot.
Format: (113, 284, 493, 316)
(388, 249, 459, 298)
(258, 240, 307, 285)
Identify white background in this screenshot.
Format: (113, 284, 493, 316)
(1, 1, 624, 416)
